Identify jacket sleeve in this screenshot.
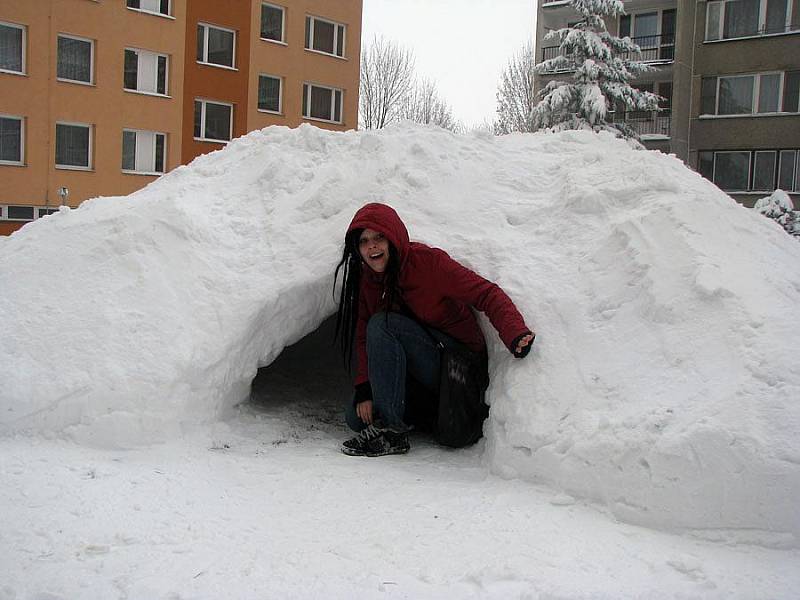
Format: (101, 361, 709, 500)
(434, 249, 533, 354)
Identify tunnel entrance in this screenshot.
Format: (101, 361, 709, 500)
(247, 314, 352, 435)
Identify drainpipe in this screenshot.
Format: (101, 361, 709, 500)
(46, 1, 53, 207)
(687, 0, 698, 165)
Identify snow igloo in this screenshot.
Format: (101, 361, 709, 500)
(1, 123, 799, 547)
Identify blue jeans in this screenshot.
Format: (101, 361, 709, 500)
(345, 312, 454, 432)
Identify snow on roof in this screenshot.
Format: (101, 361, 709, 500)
(1, 122, 799, 544)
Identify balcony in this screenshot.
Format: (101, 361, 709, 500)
(612, 110, 671, 138)
(539, 33, 675, 73)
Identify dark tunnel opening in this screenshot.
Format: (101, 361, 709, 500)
(247, 314, 353, 434)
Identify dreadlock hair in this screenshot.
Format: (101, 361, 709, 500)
(333, 229, 363, 369)
(333, 228, 401, 370)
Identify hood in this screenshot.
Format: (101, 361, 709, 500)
(347, 203, 411, 261)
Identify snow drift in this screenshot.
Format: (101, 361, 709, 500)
(1, 123, 799, 545)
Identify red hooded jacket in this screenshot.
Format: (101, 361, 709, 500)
(348, 203, 532, 389)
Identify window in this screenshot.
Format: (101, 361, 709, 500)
(57, 34, 94, 84)
(197, 23, 236, 69)
(719, 75, 755, 114)
(122, 130, 166, 174)
(699, 149, 800, 192)
(55, 122, 92, 169)
(36, 207, 59, 218)
(658, 82, 673, 111)
(0, 21, 25, 74)
(714, 151, 751, 191)
(305, 16, 345, 57)
(778, 150, 800, 191)
(619, 9, 675, 60)
(706, 0, 795, 40)
(783, 71, 800, 113)
(0, 115, 23, 164)
(261, 3, 285, 42)
(5, 206, 34, 221)
(700, 72, 800, 115)
(753, 151, 777, 190)
(258, 75, 282, 113)
(302, 83, 343, 123)
(126, 0, 171, 16)
(194, 99, 233, 142)
(124, 48, 168, 95)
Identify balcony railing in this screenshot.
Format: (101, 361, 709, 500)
(624, 34, 675, 62)
(611, 111, 671, 138)
(540, 33, 675, 71)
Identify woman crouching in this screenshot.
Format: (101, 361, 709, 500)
(334, 203, 534, 457)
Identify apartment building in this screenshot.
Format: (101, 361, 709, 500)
(535, 0, 800, 206)
(0, 0, 362, 235)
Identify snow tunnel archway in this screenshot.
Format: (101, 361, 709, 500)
(248, 314, 352, 433)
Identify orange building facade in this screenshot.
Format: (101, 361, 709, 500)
(0, 0, 362, 235)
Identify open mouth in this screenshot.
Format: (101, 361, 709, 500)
(369, 252, 384, 260)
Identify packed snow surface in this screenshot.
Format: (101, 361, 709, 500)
(2, 123, 799, 546)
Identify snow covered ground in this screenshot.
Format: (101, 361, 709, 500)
(2, 319, 798, 599)
(2, 123, 800, 597)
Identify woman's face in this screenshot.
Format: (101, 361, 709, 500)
(358, 228, 390, 273)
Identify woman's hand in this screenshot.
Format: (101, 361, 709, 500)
(356, 400, 374, 424)
(514, 333, 535, 357)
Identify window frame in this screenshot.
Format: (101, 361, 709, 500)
(54, 121, 93, 171)
(257, 73, 283, 114)
(701, 148, 800, 193)
(778, 150, 799, 191)
(703, 71, 798, 116)
(260, 3, 286, 44)
(196, 22, 237, 70)
(705, 0, 796, 41)
(712, 150, 753, 192)
(619, 9, 676, 61)
(56, 33, 95, 85)
(125, 0, 173, 18)
(302, 82, 343, 124)
(123, 47, 170, 96)
(0, 114, 24, 166)
(0, 21, 26, 75)
(305, 15, 346, 58)
(193, 98, 234, 143)
(36, 206, 60, 218)
(121, 128, 167, 175)
(752, 150, 778, 191)
(0, 205, 59, 222)
(2, 205, 35, 221)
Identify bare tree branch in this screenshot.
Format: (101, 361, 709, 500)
(494, 41, 538, 135)
(359, 36, 416, 130)
(400, 78, 459, 132)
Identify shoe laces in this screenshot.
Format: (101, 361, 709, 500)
(355, 424, 384, 443)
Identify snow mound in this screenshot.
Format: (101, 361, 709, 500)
(2, 123, 799, 545)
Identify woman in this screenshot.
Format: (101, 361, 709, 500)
(334, 203, 534, 457)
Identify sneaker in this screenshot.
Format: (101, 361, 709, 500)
(341, 424, 382, 456)
(341, 424, 410, 457)
(364, 429, 410, 457)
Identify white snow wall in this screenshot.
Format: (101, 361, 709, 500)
(1, 124, 799, 545)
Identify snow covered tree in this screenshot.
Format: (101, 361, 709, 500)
(494, 42, 537, 135)
(531, 0, 662, 136)
(754, 189, 800, 239)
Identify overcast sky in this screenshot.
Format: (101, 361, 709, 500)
(361, 0, 537, 128)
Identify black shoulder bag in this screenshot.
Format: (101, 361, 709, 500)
(398, 303, 490, 448)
